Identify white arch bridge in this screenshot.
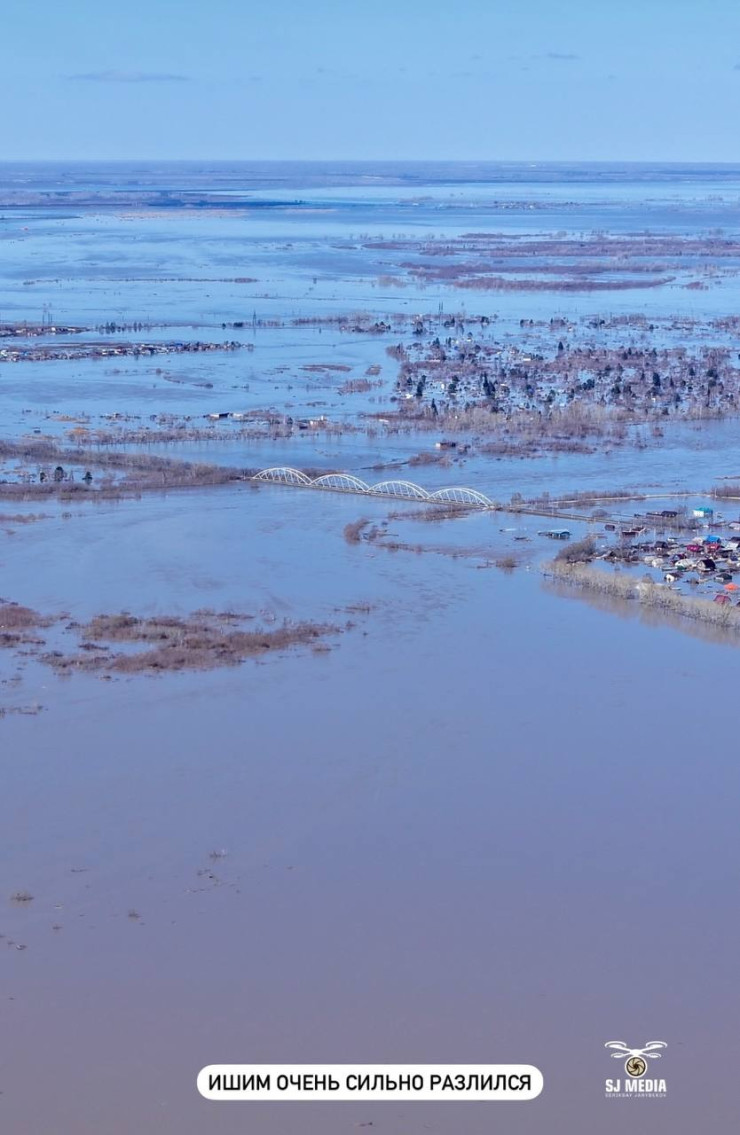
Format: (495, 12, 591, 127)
(252, 467, 496, 509)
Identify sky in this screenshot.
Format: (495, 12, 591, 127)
(3, 0, 740, 162)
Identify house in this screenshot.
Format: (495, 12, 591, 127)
(693, 507, 714, 518)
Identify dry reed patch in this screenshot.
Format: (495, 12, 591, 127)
(338, 378, 381, 394)
(43, 611, 340, 674)
(0, 513, 49, 525)
(0, 602, 53, 631)
(343, 518, 371, 544)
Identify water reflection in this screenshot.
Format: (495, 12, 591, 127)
(543, 577, 740, 648)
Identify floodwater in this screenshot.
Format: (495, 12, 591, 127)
(2, 163, 740, 1133)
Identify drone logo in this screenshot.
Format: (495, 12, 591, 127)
(605, 1041, 667, 1078)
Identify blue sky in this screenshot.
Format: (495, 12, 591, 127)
(3, 0, 739, 161)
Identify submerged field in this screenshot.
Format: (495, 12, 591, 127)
(2, 162, 740, 1134)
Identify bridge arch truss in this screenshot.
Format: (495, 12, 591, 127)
(251, 466, 495, 510)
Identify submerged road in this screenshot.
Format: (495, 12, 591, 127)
(250, 465, 711, 526)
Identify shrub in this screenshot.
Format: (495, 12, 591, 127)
(554, 536, 595, 563)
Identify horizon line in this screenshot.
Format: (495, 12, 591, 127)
(3, 157, 740, 166)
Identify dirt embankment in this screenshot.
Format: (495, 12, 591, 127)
(0, 439, 252, 500)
